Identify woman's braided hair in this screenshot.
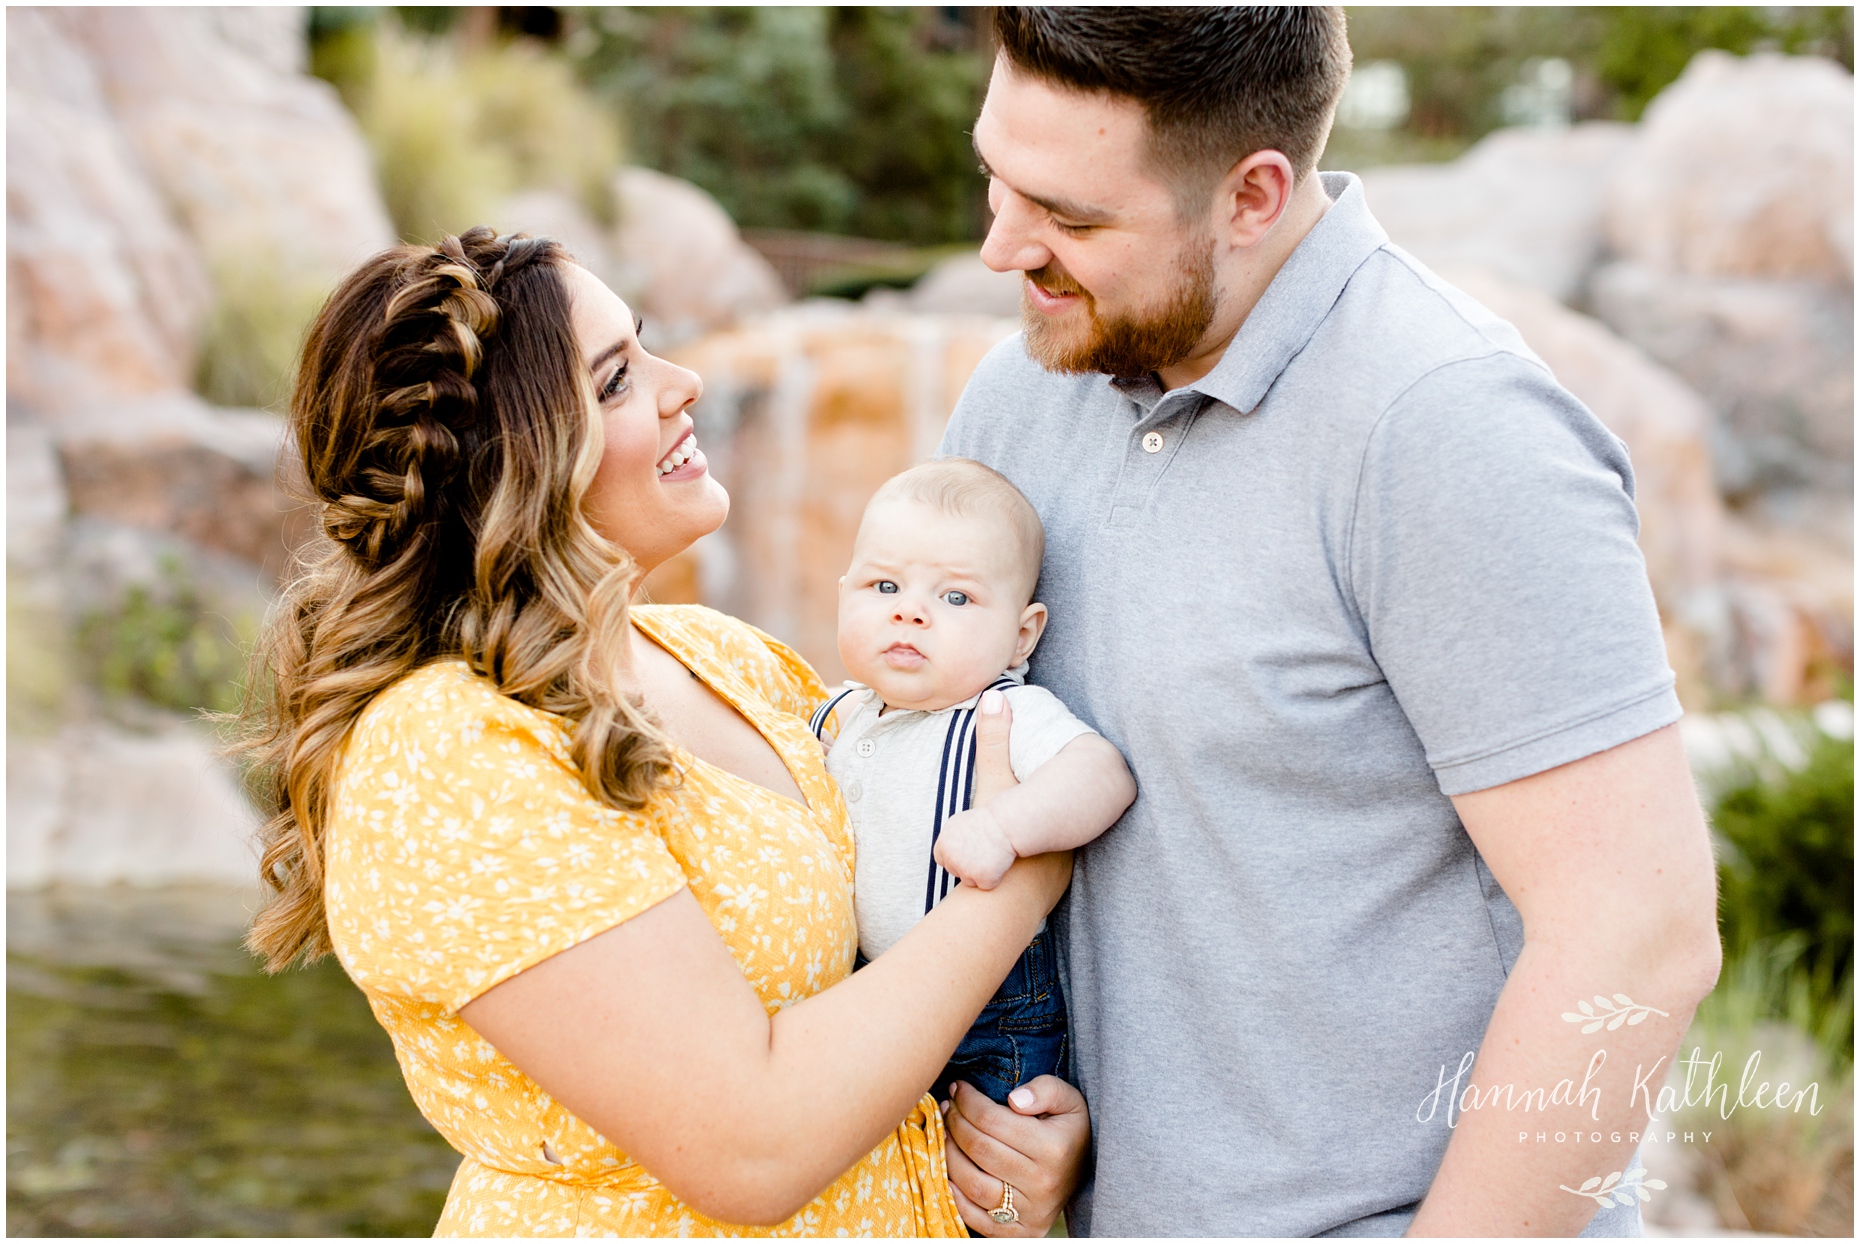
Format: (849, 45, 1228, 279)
(241, 227, 674, 971)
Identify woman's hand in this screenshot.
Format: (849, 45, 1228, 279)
(944, 1076, 1092, 1236)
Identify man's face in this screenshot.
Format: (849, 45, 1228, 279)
(974, 58, 1218, 379)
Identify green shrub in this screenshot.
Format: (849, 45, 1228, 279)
(1343, 6, 1854, 146)
(194, 258, 331, 411)
(576, 7, 990, 244)
(325, 20, 622, 244)
(77, 558, 257, 720)
(1711, 727, 1855, 1062)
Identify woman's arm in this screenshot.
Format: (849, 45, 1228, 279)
(461, 858, 1068, 1225)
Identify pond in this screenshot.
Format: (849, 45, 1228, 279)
(7, 886, 457, 1236)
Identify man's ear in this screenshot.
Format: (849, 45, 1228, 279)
(1215, 148, 1297, 250)
(1014, 602, 1049, 664)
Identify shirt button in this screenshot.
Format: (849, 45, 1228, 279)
(1142, 430, 1164, 453)
(845, 780, 863, 802)
(856, 738, 876, 757)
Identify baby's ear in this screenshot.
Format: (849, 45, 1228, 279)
(1016, 601, 1049, 662)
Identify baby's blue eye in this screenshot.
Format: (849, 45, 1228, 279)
(876, 580, 898, 594)
(942, 591, 970, 607)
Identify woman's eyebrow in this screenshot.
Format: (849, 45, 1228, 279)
(586, 338, 628, 372)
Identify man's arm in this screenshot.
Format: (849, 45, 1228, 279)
(936, 729, 1136, 889)
(1407, 723, 1721, 1235)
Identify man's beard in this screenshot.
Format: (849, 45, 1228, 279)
(1020, 234, 1217, 379)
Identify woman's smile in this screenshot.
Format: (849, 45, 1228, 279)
(656, 429, 706, 480)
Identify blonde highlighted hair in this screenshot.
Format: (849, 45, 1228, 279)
(240, 227, 673, 972)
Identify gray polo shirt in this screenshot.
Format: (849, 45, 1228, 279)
(939, 172, 1673, 1237)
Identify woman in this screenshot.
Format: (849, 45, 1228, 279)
(240, 227, 1084, 1236)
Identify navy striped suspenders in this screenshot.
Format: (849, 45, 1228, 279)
(924, 677, 1018, 914)
(808, 686, 863, 741)
(811, 678, 1017, 918)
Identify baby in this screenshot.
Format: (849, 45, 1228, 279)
(814, 457, 1136, 1105)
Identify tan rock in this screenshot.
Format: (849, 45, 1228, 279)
(1358, 123, 1637, 303)
(611, 167, 789, 350)
(492, 188, 628, 300)
(50, 7, 396, 281)
(5, 7, 213, 411)
(1590, 261, 1853, 494)
(7, 716, 260, 887)
(54, 395, 307, 582)
(1604, 51, 1853, 284)
(669, 306, 1017, 681)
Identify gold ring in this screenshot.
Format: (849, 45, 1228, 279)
(989, 1180, 1019, 1226)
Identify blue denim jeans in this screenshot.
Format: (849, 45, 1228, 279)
(857, 931, 1069, 1105)
(938, 929, 1069, 1105)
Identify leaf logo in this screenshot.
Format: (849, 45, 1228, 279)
(1560, 993, 1669, 1034)
(1560, 1166, 1666, 1209)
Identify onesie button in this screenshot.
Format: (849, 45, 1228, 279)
(856, 738, 876, 757)
(845, 780, 863, 802)
(1142, 430, 1164, 453)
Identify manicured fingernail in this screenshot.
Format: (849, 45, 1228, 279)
(940, 1098, 950, 1114)
(1009, 1086, 1035, 1110)
(980, 689, 1004, 714)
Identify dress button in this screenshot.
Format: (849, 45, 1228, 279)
(845, 780, 863, 802)
(856, 738, 876, 757)
(1142, 430, 1164, 453)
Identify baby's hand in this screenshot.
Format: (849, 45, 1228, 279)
(934, 806, 1019, 890)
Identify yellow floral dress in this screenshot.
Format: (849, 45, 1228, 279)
(324, 604, 966, 1237)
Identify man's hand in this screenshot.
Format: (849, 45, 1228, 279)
(944, 1077, 1090, 1236)
(935, 806, 1018, 889)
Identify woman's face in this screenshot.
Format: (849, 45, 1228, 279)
(566, 263, 727, 578)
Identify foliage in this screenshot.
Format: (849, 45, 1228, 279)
(1711, 728, 1855, 1060)
(1593, 6, 1854, 119)
(313, 17, 622, 244)
(194, 257, 332, 411)
(6, 891, 454, 1236)
(572, 7, 990, 244)
(76, 557, 257, 719)
(1343, 6, 1854, 148)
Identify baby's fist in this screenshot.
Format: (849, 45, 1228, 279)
(934, 807, 1018, 890)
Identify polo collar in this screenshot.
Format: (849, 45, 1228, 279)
(1112, 171, 1388, 417)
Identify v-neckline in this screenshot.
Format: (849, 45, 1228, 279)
(630, 609, 821, 820)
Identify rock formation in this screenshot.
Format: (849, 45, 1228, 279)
(610, 166, 790, 350)
(1359, 122, 1637, 303)
(6, 6, 391, 887)
(1603, 51, 1853, 285)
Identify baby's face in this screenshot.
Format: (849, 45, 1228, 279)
(837, 499, 1046, 712)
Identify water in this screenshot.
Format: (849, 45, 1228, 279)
(6, 886, 458, 1236)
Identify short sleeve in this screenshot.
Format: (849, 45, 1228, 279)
(1002, 684, 1098, 782)
(1348, 354, 1681, 796)
(325, 665, 689, 1012)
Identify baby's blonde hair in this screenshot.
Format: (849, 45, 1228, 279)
(866, 458, 1045, 602)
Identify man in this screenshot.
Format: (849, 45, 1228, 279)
(938, 8, 1721, 1237)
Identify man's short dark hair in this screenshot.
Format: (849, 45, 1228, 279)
(992, 7, 1351, 210)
